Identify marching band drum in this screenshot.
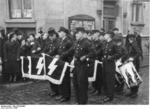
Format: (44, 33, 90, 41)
(115, 57, 142, 88)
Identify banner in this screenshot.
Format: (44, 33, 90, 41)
(88, 60, 103, 82)
(70, 58, 103, 82)
(21, 53, 102, 84)
(21, 54, 73, 85)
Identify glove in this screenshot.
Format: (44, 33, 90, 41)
(128, 57, 134, 61)
(80, 56, 86, 61)
(55, 55, 60, 59)
(17, 58, 20, 61)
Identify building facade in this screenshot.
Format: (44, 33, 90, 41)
(0, 0, 149, 36)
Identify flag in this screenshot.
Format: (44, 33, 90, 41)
(20, 54, 74, 85)
(20, 56, 46, 80)
(69, 58, 102, 82)
(44, 54, 73, 84)
(88, 60, 102, 82)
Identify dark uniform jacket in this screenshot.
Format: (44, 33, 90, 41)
(126, 34, 142, 55)
(73, 38, 95, 104)
(74, 38, 94, 63)
(126, 41, 142, 72)
(47, 39, 59, 56)
(57, 37, 74, 62)
(91, 40, 103, 61)
(40, 38, 51, 54)
(126, 41, 142, 59)
(102, 40, 122, 62)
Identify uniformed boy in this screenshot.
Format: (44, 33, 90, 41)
(125, 34, 142, 98)
(73, 27, 94, 104)
(47, 28, 60, 97)
(102, 32, 122, 102)
(90, 30, 103, 95)
(55, 27, 74, 102)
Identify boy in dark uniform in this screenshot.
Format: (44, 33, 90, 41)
(73, 27, 94, 104)
(55, 27, 74, 102)
(102, 32, 122, 102)
(125, 34, 142, 98)
(46, 29, 60, 97)
(90, 30, 103, 95)
(40, 33, 50, 53)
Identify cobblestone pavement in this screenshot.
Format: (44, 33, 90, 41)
(0, 42, 149, 105)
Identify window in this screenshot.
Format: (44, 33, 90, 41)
(9, 0, 32, 19)
(69, 15, 95, 30)
(70, 20, 95, 30)
(132, 1, 143, 23)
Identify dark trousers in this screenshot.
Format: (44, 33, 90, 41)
(49, 82, 59, 95)
(133, 58, 140, 72)
(130, 58, 140, 94)
(59, 68, 71, 99)
(103, 60, 115, 98)
(130, 86, 139, 94)
(92, 64, 103, 93)
(17, 60, 23, 81)
(73, 62, 88, 104)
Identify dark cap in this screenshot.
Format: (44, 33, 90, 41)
(75, 27, 85, 33)
(58, 27, 69, 34)
(128, 34, 135, 39)
(113, 28, 119, 31)
(100, 28, 105, 32)
(48, 27, 56, 35)
(92, 30, 100, 34)
(13, 28, 20, 35)
(9, 32, 16, 40)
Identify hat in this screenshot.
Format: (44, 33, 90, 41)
(9, 32, 15, 40)
(58, 27, 69, 34)
(13, 28, 20, 35)
(128, 34, 135, 39)
(48, 27, 56, 35)
(100, 28, 105, 32)
(75, 27, 85, 33)
(113, 28, 119, 31)
(92, 30, 100, 34)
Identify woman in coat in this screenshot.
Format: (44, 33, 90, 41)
(3, 32, 20, 82)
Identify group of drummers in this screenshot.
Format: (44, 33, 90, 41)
(0, 27, 143, 104)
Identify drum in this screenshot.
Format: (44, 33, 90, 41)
(115, 58, 142, 88)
